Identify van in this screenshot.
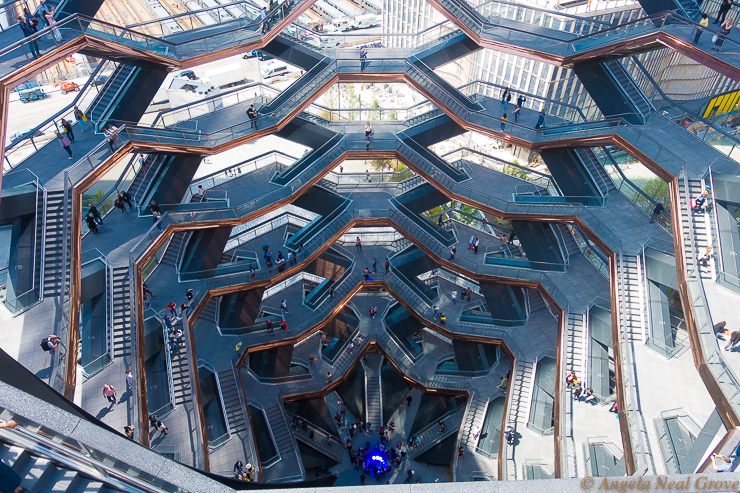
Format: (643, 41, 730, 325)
(262, 62, 289, 79)
(350, 14, 378, 30)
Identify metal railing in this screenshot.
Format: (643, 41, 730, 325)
(197, 359, 232, 449)
(78, 248, 114, 376)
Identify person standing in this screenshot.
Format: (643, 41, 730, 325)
(18, 15, 41, 58)
(501, 87, 511, 111)
(74, 106, 87, 131)
(500, 113, 507, 132)
(114, 195, 126, 214)
(355, 236, 362, 251)
(516, 94, 526, 108)
(474, 237, 479, 255)
(156, 419, 168, 436)
(102, 384, 117, 406)
(385, 258, 390, 274)
(693, 13, 709, 44)
(715, 0, 732, 24)
(364, 121, 372, 149)
(247, 104, 257, 129)
(359, 48, 368, 72)
(85, 214, 99, 234)
(56, 132, 73, 159)
(713, 18, 733, 50)
(372, 258, 377, 273)
(449, 245, 456, 260)
(513, 104, 521, 122)
(44, 5, 62, 42)
(125, 369, 134, 391)
(535, 109, 546, 129)
(452, 289, 457, 305)
(88, 203, 104, 226)
(650, 202, 665, 223)
(35, 0, 50, 26)
(60, 118, 74, 143)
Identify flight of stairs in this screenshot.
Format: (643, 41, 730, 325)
(160, 232, 186, 268)
(170, 320, 191, 405)
(458, 395, 488, 450)
(680, 178, 711, 279)
(619, 256, 644, 342)
(217, 368, 248, 434)
(129, 154, 161, 205)
(508, 360, 534, 425)
(290, 418, 345, 462)
(566, 312, 585, 376)
(575, 148, 616, 196)
(363, 354, 383, 429)
(0, 442, 114, 492)
(556, 224, 581, 257)
(111, 267, 131, 358)
(200, 298, 218, 323)
(43, 190, 69, 297)
(528, 290, 546, 313)
(264, 403, 297, 460)
(410, 405, 465, 458)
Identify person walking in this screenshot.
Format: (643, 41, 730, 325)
(85, 214, 99, 234)
(385, 257, 390, 274)
(713, 18, 733, 50)
(56, 132, 73, 159)
(18, 15, 41, 58)
(88, 203, 104, 226)
(693, 13, 709, 44)
(121, 190, 134, 209)
(102, 384, 117, 406)
(513, 104, 521, 123)
(309, 355, 315, 366)
(473, 237, 479, 255)
(451, 289, 457, 305)
(156, 419, 168, 436)
(104, 125, 117, 153)
(247, 104, 257, 129)
(364, 121, 372, 149)
(715, 0, 732, 24)
(369, 307, 376, 319)
(60, 118, 75, 143)
(355, 236, 362, 251)
(650, 202, 665, 223)
(359, 48, 368, 72)
(280, 299, 289, 314)
(724, 331, 740, 351)
(74, 106, 88, 131)
(449, 245, 456, 260)
(114, 195, 126, 214)
(125, 370, 134, 391)
(372, 258, 377, 273)
(500, 113, 507, 132)
(535, 109, 545, 129)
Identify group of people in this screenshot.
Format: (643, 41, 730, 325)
(468, 234, 480, 254)
(432, 305, 448, 324)
(148, 413, 169, 437)
(499, 88, 546, 132)
(233, 460, 256, 481)
(258, 0, 293, 32)
(566, 372, 596, 404)
(262, 243, 299, 271)
(714, 321, 740, 351)
(17, 0, 61, 58)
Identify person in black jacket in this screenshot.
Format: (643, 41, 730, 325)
(18, 15, 41, 58)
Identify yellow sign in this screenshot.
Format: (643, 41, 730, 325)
(703, 90, 740, 119)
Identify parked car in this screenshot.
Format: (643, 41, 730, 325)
(93, 74, 110, 87)
(55, 81, 80, 94)
(178, 70, 198, 80)
(243, 50, 273, 61)
(9, 129, 44, 143)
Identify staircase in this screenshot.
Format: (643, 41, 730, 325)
(0, 442, 112, 492)
(458, 395, 488, 449)
(575, 148, 615, 196)
(88, 64, 137, 127)
(410, 405, 466, 458)
(508, 360, 534, 425)
(264, 403, 298, 462)
(680, 178, 712, 280)
(217, 368, 248, 434)
(290, 418, 345, 462)
(170, 320, 191, 405)
(555, 224, 581, 257)
(129, 154, 161, 206)
(619, 255, 644, 342)
(161, 232, 187, 268)
(201, 298, 218, 323)
(43, 190, 69, 297)
(566, 312, 585, 376)
(363, 353, 383, 430)
(527, 290, 546, 313)
(603, 59, 652, 121)
(111, 267, 131, 358)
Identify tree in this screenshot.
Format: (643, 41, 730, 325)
(322, 85, 339, 121)
(643, 178, 669, 204)
(370, 159, 394, 172)
(503, 164, 528, 180)
(370, 98, 382, 120)
(345, 84, 360, 120)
